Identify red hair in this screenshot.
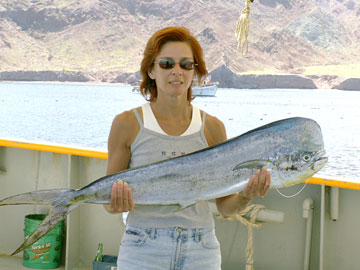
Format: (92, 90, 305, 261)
(139, 26, 208, 102)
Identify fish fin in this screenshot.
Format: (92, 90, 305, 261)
(11, 204, 69, 255)
(1, 189, 85, 255)
(233, 160, 272, 171)
(173, 201, 197, 212)
(0, 189, 72, 206)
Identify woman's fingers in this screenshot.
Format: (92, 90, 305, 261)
(122, 182, 130, 211)
(257, 167, 271, 196)
(253, 169, 260, 189)
(110, 181, 119, 211)
(108, 180, 135, 213)
(258, 167, 267, 193)
(117, 180, 124, 211)
(127, 186, 135, 211)
(242, 167, 272, 199)
(263, 169, 271, 194)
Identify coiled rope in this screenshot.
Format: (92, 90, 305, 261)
(219, 204, 265, 270)
(235, 0, 253, 55)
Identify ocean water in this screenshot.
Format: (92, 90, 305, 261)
(0, 82, 359, 180)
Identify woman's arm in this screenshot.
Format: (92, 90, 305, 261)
(103, 110, 139, 214)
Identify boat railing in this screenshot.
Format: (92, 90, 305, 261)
(1, 137, 358, 190)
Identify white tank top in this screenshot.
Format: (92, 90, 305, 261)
(126, 103, 214, 228)
(141, 103, 202, 136)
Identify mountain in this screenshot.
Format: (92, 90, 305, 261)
(0, 0, 359, 83)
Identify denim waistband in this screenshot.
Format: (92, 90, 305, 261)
(125, 225, 214, 243)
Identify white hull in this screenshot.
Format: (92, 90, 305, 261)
(132, 84, 218, 97)
(192, 84, 217, 96)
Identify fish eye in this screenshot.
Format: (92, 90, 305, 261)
(303, 155, 311, 162)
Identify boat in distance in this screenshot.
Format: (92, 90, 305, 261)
(131, 79, 218, 96)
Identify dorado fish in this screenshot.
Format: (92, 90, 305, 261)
(0, 117, 327, 255)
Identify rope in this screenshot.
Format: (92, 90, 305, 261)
(235, 0, 253, 55)
(219, 204, 265, 270)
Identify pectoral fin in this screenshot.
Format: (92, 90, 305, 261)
(174, 201, 197, 212)
(233, 160, 273, 171)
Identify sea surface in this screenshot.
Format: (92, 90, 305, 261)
(0, 82, 359, 180)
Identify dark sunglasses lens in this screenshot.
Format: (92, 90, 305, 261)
(180, 61, 195, 70)
(159, 60, 175, 69)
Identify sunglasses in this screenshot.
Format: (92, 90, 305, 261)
(153, 59, 198, 70)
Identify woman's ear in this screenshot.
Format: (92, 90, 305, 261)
(147, 70, 155, 80)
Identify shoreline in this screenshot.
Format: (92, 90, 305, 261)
(0, 69, 359, 90)
(0, 80, 130, 87)
(0, 80, 349, 91)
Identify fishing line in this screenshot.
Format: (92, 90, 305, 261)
(276, 181, 308, 198)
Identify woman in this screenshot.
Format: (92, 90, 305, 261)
(104, 26, 270, 270)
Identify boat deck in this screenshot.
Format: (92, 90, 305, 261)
(1, 138, 359, 270)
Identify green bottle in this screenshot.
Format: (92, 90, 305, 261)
(95, 243, 104, 262)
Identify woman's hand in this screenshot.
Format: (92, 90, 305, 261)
(239, 166, 271, 200)
(216, 166, 271, 217)
(104, 180, 135, 214)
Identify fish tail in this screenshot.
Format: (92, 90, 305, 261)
(11, 204, 69, 255)
(0, 189, 72, 206)
(0, 189, 85, 255)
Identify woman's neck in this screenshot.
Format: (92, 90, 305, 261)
(150, 97, 193, 136)
(151, 95, 192, 122)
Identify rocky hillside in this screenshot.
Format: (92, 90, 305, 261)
(0, 0, 359, 83)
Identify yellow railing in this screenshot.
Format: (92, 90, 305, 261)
(1, 138, 359, 190)
(0, 138, 107, 159)
(306, 176, 360, 191)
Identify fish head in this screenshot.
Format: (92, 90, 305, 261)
(269, 117, 328, 188)
(274, 149, 328, 187)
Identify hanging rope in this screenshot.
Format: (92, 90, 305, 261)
(235, 0, 253, 55)
(219, 204, 265, 270)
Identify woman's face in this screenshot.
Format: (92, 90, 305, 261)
(148, 41, 196, 100)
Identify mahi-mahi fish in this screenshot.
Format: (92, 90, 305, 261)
(0, 117, 327, 255)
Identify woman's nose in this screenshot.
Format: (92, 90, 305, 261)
(171, 63, 183, 75)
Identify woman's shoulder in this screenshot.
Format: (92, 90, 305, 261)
(201, 110, 227, 146)
(110, 107, 142, 145)
(202, 111, 223, 128)
(112, 107, 142, 126)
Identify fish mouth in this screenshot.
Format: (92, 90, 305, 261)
(313, 150, 328, 171)
(313, 156, 328, 172)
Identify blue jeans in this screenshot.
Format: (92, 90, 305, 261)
(117, 225, 221, 270)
